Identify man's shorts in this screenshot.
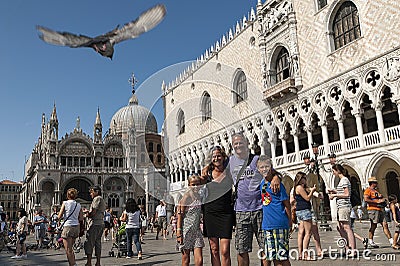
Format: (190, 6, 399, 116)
(235, 210, 263, 253)
(368, 209, 385, 224)
(263, 229, 290, 261)
(158, 216, 167, 230)
(338, 207, 351, 222)
(104, 221, 111, 229)
(61, 225, 79, 239)
(35, 228, 46, 240)
(296, 209, 312, 221)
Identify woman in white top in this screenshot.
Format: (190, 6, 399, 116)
(329, 164, 356, 256)
(120, 198, 142, 260)
(11, 208, 28, 259)
(58, 188, 84, 266)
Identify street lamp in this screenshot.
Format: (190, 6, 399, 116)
(311, 142, 332, 231)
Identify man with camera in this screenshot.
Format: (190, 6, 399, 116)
(363, 176, 393, 248)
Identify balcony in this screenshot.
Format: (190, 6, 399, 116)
(273, 125, 400, 168)
(264, 78, 296, 104)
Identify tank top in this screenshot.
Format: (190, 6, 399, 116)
(295, 186, 311, 211)
(125, 210, 141, 229)
(63, 200, 80, 226)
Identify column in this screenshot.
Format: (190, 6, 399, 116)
(307, 127, 313, 155)
(292, 131, 300, 162)
(321, 123, 329, 155)
(268, 138, 276, 164)
(337, 119, 346, 152)
(354, 112, 365, 148)
(375, 105, 386, 143)
(281, 134, 288, 164)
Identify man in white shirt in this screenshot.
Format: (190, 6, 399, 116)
(155, 200, 167, 240)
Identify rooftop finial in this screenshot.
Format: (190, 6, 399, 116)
(128, 72, 138, 94)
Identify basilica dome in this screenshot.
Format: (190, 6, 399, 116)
(110, 93, 158, 134)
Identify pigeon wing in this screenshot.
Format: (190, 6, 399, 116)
(110, 4, 166, 44)
(37, 26, 93, 48)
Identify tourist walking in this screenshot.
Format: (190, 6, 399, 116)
(388, 194, 400, 249)
(176, 174, 205, 266)
(228, 132, 281, 266)
(58, 188, 84, 266)
(155, 200, 168, 240)
(328, 164, 356, 256)
(257, 155, 291, 266)
(120, 198, 143, 260)
(363, 176, 393, 248)
(83, 185, 106, 266)
(103, 207, 112, 241)
(33, 209, 48, 249)
(294, 172, 317, 260)
(139, 206, 147, 243)
(11, 208, 28, 259)
(202, 146, 234, 266)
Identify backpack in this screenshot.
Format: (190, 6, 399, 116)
(350, 188, 362, 207)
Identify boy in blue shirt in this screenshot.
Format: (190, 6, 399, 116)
(257, 155, 291, 266)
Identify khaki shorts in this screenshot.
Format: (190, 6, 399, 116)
(338, 207, 351, 222)
(61, 225, 79, 239)
(368, 210, 385, 224)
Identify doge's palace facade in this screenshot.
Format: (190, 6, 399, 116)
(163, 0, 400, 220)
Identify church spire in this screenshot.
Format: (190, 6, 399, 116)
(94, 107, 103, 144)
(128, 72, 139, 105)
(49, 102, 58, 140)
(50, 102, 58, 123)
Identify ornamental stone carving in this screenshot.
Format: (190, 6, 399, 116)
(383, 57, 400, 82)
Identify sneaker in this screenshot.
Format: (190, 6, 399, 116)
(369, 242, 379, 248)
(11, 255, 22, 259)
(362, 238, 368, 249)
(126, 256, 132, 259)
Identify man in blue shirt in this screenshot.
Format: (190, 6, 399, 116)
(229, 133, 281, 266)
(257, 155, 291, 266)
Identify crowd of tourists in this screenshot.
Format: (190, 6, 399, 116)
(1, 132, 400, 266)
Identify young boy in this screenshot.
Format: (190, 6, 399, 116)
(257, 155, 291, 266)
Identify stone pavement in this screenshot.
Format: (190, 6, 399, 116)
(0, 221, 399, 265)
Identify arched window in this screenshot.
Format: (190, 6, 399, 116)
(275, 48, 290, 84)
(157, 154, 162, 163)
(177, 109, 185, 134)
(332, 1, 361, 50)
(317, 0, 327, 10)
(148, 142, 154, 152)
(107, 193, 120, 208)
(157, 144, 161, 152)
(233, 70, 248, 104)
(201, 92, 212, 122)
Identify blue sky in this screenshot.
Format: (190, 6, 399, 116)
(0, 0, 258, 181)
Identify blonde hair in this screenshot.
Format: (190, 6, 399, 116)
(66, 188, 78, 200)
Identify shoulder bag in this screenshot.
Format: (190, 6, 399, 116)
(231, 153, 255, 206)
(58, 202, 78, 231)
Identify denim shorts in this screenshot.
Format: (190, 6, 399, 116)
(296, 209, 312, 221)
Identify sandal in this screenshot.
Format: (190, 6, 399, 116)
(303, 256, 317, 261)
(392, 245, 400, 250)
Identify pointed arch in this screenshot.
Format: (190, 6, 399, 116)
(177, 108, 185, 134)
(201, 91, 212, 122)
(232, 69, 248, 104)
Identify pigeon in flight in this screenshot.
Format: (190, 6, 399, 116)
(37, 4, 166, 59)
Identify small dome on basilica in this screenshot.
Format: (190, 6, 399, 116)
(110, 93, 158, 134)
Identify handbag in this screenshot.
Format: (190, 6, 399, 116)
(231, 153, 255, 206)
(79, 219, 85, 237)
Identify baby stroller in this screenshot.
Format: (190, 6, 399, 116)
(108, 223, 127, 258)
